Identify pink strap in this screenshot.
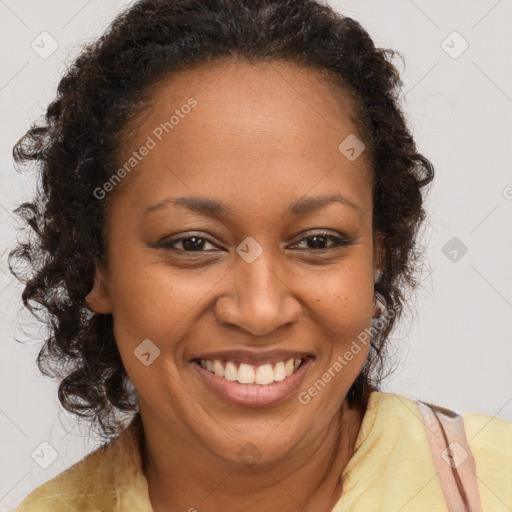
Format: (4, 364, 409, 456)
(417, 400, 483, 512)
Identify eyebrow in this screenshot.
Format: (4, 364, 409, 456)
(145, 192, 362, 218)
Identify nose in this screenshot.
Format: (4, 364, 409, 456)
(213, 250, 302, 337)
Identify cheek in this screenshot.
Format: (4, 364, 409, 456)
(107, 263, 205, 392)
(305, 262, 375, 336)
(107, 254, 216, 343)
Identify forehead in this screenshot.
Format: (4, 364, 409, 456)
(110, 59, 372, 217)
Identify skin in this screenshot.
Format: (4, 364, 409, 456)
(86, 58, 384, 512)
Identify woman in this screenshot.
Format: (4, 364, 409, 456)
(10, 0, 511, 511)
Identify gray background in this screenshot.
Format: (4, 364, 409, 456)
(1, 0, 511, 509)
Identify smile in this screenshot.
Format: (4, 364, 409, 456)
(197, 357, 302, 385)
(191, 356, 315, 407)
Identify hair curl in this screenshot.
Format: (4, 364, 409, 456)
(9, 0, 434, 441)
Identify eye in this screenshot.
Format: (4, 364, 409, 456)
(157, 230, 353, 253)
(291, 230, 353, 250)
(160, 234, 218, 252)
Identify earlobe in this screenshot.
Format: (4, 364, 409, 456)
(85, 263, 112, 314)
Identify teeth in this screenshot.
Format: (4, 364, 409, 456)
(213, 359, 224, 378)
(273, 361, 286, 381)
(255, 364, 274, 385)
(198, 357, 304, 385)
(224, 361, 238, 381)
(238, 363, 255, 384)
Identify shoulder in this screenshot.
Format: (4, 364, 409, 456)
(462, 410, 512, 509)
(367, 390, 512, 443)
(362, 390, 512, 470)
(462, 409, 512, 453)
(351, 390, 438, 456)
(362, 389, 422, 428)
(14, 416, 143, 512)
(14, 441, 117, 512)
(368, 391, 512, 510)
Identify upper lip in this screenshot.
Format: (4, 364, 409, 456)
(190, 349, 315, 366)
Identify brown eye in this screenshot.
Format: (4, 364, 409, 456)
(160, 235, 218, 252)
(292, 231, 353, 250)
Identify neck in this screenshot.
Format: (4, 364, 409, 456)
(140, 397, 365, 512)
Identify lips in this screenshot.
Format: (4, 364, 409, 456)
(189, 349, 315, 407)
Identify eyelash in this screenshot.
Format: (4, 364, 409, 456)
(159, 230, 353, 253)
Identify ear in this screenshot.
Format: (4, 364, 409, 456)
(85, 260, 113, 314)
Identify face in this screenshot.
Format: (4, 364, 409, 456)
(87, 59, 383, 465)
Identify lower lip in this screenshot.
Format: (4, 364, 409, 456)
(190, 358, 314, 408)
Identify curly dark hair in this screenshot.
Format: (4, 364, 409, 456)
(9, 0, 434, 442)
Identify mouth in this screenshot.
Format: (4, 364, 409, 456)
(190, 353, 315, 407)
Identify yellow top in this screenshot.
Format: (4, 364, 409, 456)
(15, 391, 512, 511)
